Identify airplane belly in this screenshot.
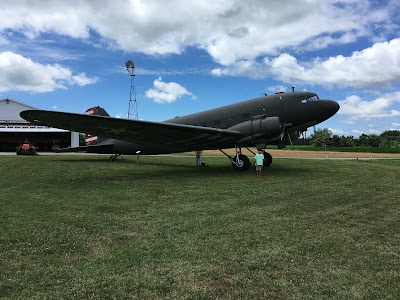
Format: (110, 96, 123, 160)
(110, 139, 184, 155)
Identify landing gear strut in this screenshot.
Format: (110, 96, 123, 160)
(220, 145, 250, 172)
(109, 154, 122, 161)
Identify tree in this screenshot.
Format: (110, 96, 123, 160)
(307, 129, 400, 148)
(368, 134, 381, 147)
(310, 129, 332, 148)
(330, 135, 341, 147)
(79, 133, 86, 146)
(379, 130, 400, 147)
(355, 133, 381, 147)
(356, 134, 370, 147)
(338, 135, 355, 147)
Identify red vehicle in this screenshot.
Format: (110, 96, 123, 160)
(16, 141, 37, 155)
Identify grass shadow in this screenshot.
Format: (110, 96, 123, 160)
(41, 154, 313, 184)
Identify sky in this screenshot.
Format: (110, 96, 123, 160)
(0, 0, 399, 137)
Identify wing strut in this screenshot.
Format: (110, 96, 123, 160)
(219, 149, 233, 160)
(219, 145, 243, 165)
(245, 147, 256, 155)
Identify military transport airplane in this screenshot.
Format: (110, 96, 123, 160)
(20, 90, 339, 171)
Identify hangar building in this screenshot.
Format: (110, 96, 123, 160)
(0, 98, 78, 152)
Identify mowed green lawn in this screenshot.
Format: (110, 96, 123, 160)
(0, 155, 399, 299)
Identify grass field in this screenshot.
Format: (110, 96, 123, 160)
(1, 154, 399, 299)
(269, 145, 400, 154)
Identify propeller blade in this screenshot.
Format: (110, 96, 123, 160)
(288, 132, 293, 145)
(280, 124, 286, 141)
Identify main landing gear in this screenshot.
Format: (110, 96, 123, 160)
(219, 146, 273, 171)
(220, 145, 250, 172)
(245, 147, 273, 167)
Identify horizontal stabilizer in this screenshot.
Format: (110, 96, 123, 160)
(57, 142, 114, 153)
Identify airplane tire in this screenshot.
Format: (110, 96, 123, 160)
(231, 154, 250, 172)
(263, 152, 272, 167)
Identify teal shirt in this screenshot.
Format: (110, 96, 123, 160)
(255, 153, 264, 166)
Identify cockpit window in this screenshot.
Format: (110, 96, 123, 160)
(299, 94, 319, 104)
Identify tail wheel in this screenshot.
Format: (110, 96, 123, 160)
(263, 152, 272, 167)
(231, 154, 250, 172)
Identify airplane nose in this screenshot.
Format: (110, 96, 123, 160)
(322, 100, 340, 117)
(318, 99, 340, 120)
(328, 100, 340, 115)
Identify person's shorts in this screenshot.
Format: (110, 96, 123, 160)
(256, 165, 262, 171)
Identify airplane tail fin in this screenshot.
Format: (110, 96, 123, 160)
(84, 106, 110, 117)
(84, 106, 110, 145)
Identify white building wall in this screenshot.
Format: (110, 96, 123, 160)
(70, 131, 80, 147)
(0, 99, 36, 122)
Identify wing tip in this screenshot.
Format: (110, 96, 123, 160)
(20, 110, 33, 121)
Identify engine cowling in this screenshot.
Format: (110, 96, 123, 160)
(229, 116, 282, 140)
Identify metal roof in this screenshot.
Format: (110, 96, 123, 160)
(0, 98, 70, 133)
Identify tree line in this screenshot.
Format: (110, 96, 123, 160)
(302, 129, 400, 148)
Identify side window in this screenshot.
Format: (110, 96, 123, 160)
(214, 120, 221, 126)
(298, 96, 307, 104)
(242, 113, 250, 120)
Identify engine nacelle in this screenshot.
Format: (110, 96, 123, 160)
(229, 116, 281, 140)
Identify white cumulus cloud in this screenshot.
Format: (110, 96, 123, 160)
(0, 0, 396, 65)
(0, 51, 98, 93)
(328, 128, 346, 136)
(212, 38, 400, 88)
(264, 38, 400, 88)
(145, 77, 195, 104)
(337, 92, 400, 120)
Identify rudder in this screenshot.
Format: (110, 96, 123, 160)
(84, 106, 110, 145)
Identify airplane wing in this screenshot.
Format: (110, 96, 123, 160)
(20, 110, 245, 151)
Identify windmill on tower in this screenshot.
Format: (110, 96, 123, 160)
(126, 60, 138, 119)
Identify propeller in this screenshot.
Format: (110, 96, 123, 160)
(287, 132, 293, 145)
(280, 123, 293, 145)
(280, 125, 286, 141)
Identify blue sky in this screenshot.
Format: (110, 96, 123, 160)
(1, 0, 399, 136)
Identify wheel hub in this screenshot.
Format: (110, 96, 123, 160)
(236, 159, 244, 168)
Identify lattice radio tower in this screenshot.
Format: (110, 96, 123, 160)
(126, 60, 138, 119)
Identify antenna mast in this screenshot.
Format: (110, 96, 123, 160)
(126, 60, 138, 119)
